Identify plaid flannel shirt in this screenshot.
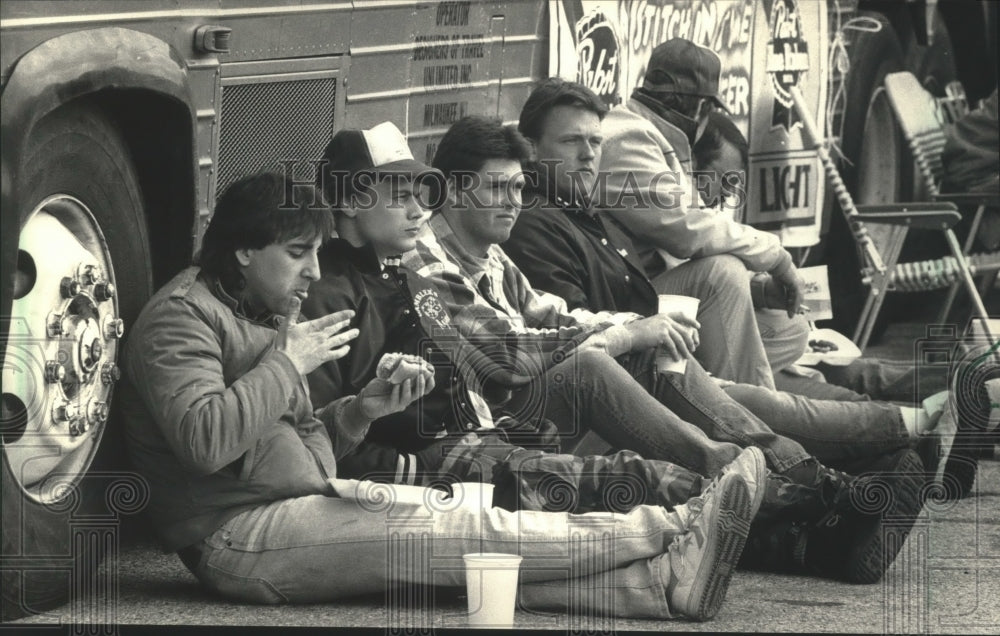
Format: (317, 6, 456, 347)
(401, 214, 640, 384)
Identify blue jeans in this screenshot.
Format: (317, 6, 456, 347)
(721, 382, 911, 464)
(506, 348, 806, 476)
(756, 309, 811, 375)
(620, 349, 815, 474)
(651, 255, 776, 389)
(506, 348, 909, 475)
(774, 358, 948, 404)
(821, 358, 947, 403)
(182, 493, 690, 618)
(505, 349, 747, 477)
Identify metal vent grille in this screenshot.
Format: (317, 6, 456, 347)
(217, 77, 337, 196)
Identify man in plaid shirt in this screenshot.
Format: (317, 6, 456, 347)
(402, 115, 926, 584)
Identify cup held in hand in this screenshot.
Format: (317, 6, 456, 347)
(656, 295, 700, 374)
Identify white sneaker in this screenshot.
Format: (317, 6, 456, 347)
(675, 447, 766, 529)
(719, 447, 767, 515)
(660, 471, 754, 621)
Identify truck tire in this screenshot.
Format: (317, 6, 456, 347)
(1, 104, 152, 620)
(825, 11, 908, 340)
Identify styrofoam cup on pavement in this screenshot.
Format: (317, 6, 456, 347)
(463, 552, 522, 628)
(656, 294, 700, 374)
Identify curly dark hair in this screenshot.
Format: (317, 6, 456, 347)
(198, 171, 334, 284)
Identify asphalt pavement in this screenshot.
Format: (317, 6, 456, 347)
(7, 457, 999, 634)
(6, 320, 999, 635)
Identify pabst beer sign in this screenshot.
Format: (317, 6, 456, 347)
(575, 9, 621, 107)
(767, 0, 809, 130)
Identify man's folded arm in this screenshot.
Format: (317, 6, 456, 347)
(599, 124, 789, 274)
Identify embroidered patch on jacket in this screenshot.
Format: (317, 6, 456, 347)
(413, 288, 451, 326)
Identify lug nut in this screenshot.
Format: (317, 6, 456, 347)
(69, 418, 91, 437)
(93, 282, 116, 302)
(88, 401, 109, 425)
(101, 363, 121, 385)
(104, 318, 125, 339)
(60, 277, 82, 298)
(47, 312, 64, 338)
(80, 264, 98, 285)
(44, 361, 66, 384)
(53, 401, 80, 423)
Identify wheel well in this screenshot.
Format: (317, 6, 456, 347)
(87, 91, 197, 289)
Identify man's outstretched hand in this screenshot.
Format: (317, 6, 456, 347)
(276, 297, 358, 375)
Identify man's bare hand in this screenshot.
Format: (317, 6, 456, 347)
(757, 275, 788, 312)
(769, 264, 806, 319)
(626, 313, 700, 359)
(276, 297, 358, 375)
(357, 371, 435, 420)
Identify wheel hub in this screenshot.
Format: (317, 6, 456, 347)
(2, 197, 122, 503)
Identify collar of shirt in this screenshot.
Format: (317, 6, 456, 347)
(425, 214, 519, 315)
(426, 214, 490, 288)
(206, 273, 281, 328)
(524, 167, 592, 212)
(322, 237, 399, 275)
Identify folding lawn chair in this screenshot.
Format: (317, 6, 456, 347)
(883, 72, 1000, 328)
(786, 82, 997, 352)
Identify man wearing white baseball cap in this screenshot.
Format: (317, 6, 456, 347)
(299, 120, 766, 622)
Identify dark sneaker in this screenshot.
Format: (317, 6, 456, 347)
(738, 519, 809, 574)
(915, 430, 944, 475)
(930, 351, 1000, 498)
(756, 458, 856, 525)
(807, 448, 926, 583)
(660, 471, 755, 621)
(932, 369, 994, 498)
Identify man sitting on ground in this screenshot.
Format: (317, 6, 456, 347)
(302, 122, 763, 533)
(594, 38, 809, 390)
(503, 79, 979, 500)
(402, 115, 928, 583)
(118, 170, 761, 621)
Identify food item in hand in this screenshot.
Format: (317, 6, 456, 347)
(376, 353, 405, 380)
(376, 352, 433, 384)
(808, 339, 839, 354)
